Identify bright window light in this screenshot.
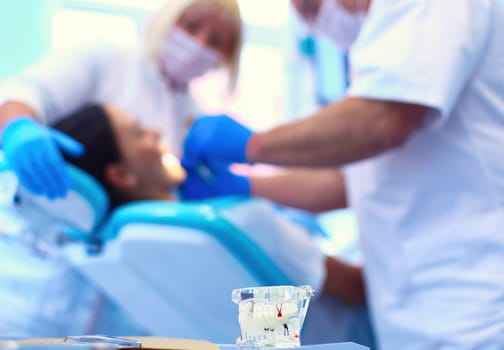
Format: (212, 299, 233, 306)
(51, 9, 139, 49)
(67, 0, 166, 11)
(237, 0, 290, 27)
(67, 0, 291, 23)
(191, 43, 286, 130)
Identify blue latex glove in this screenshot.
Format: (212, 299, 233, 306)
(180, 161, 250, 201)
(1, 117, 85, 199)
(182, 115, 253, 169)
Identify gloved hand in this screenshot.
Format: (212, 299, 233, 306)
(179, 161, 250, 201)
(1, 117, 85, 199)
(182, 114, 253, 169)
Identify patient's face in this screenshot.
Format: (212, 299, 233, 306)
(106, 106, 187, 194)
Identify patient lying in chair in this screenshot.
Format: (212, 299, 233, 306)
(54, 104, 365, 304)
(52, 105, 372, 345)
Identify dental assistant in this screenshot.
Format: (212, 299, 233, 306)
(0, 0, 242, 200)
(182, 0, 504, 349)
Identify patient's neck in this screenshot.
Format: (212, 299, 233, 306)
(129, 186, 176, 202)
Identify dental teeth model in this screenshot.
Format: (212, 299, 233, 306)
(233, 285, 314, 348)
(238, 300, 301, 347)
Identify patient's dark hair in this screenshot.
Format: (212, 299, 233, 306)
(52, 105, 131, 211)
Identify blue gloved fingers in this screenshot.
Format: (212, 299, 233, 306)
(43, 142, 73, 198)
(181, 156, 196, 172)
(180, 138, 196, 170)
(51, 129, 85, 157)
(207, 161, 251, 196)
(13, 153, 45, 195)
(42, 128, 82, 198)
(182, 119, 210, 170)
(180, 153, 197, 171)
(1, 117, 75, 199)
(36, 128, 81, 198)
(181, 114, 254, 199)
(180, 169, 211, 200)
(16, 143, 72, 199)
(181, 160, 250, 200)
(182, 177, 200, 200)
(181, 120, 200, 169)
(22, 146, 60, 199)
(182, 115, 247, 169)
(218, 116, 253, 163)
(205, 160, 231, 173)
(17, 139, 71, 199)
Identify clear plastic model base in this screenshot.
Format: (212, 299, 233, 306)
(232, 285, 314, 348)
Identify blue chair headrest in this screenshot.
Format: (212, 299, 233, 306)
(97, 198, 293, 286)
(0, 152, 109, 237)
(66, 165, 109, 227)
(0, 151, 8, 171)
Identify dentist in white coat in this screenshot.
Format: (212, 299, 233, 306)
(182, 0, 504, 348)
(0, 0, 242, 199)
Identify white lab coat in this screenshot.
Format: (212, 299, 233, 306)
(0, 41, 197, 156)
(345, 0, 504, 348)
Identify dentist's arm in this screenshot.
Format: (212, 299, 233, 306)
(323, 256, 366, 305)
(0, 44, 110, 199)
(251, 168, 347, 213)
(247, 97, 427, 166)
(0, 101, 38, 130)
(183, 98, 427, 168)
(181, 166, 347, 213)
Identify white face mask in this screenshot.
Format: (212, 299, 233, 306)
(159, 27, 222, 86)
(311, 0, 366, 50)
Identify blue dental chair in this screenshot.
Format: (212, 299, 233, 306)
(0, 153, 110, 337)
(0, 155, 374, 347)
(0, 153, 108, 240)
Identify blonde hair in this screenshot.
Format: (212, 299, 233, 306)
(143, 0, 243, 92)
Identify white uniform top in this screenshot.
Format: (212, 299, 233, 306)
(345, 0, 504, 348)
(0, 42, 197, 156)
